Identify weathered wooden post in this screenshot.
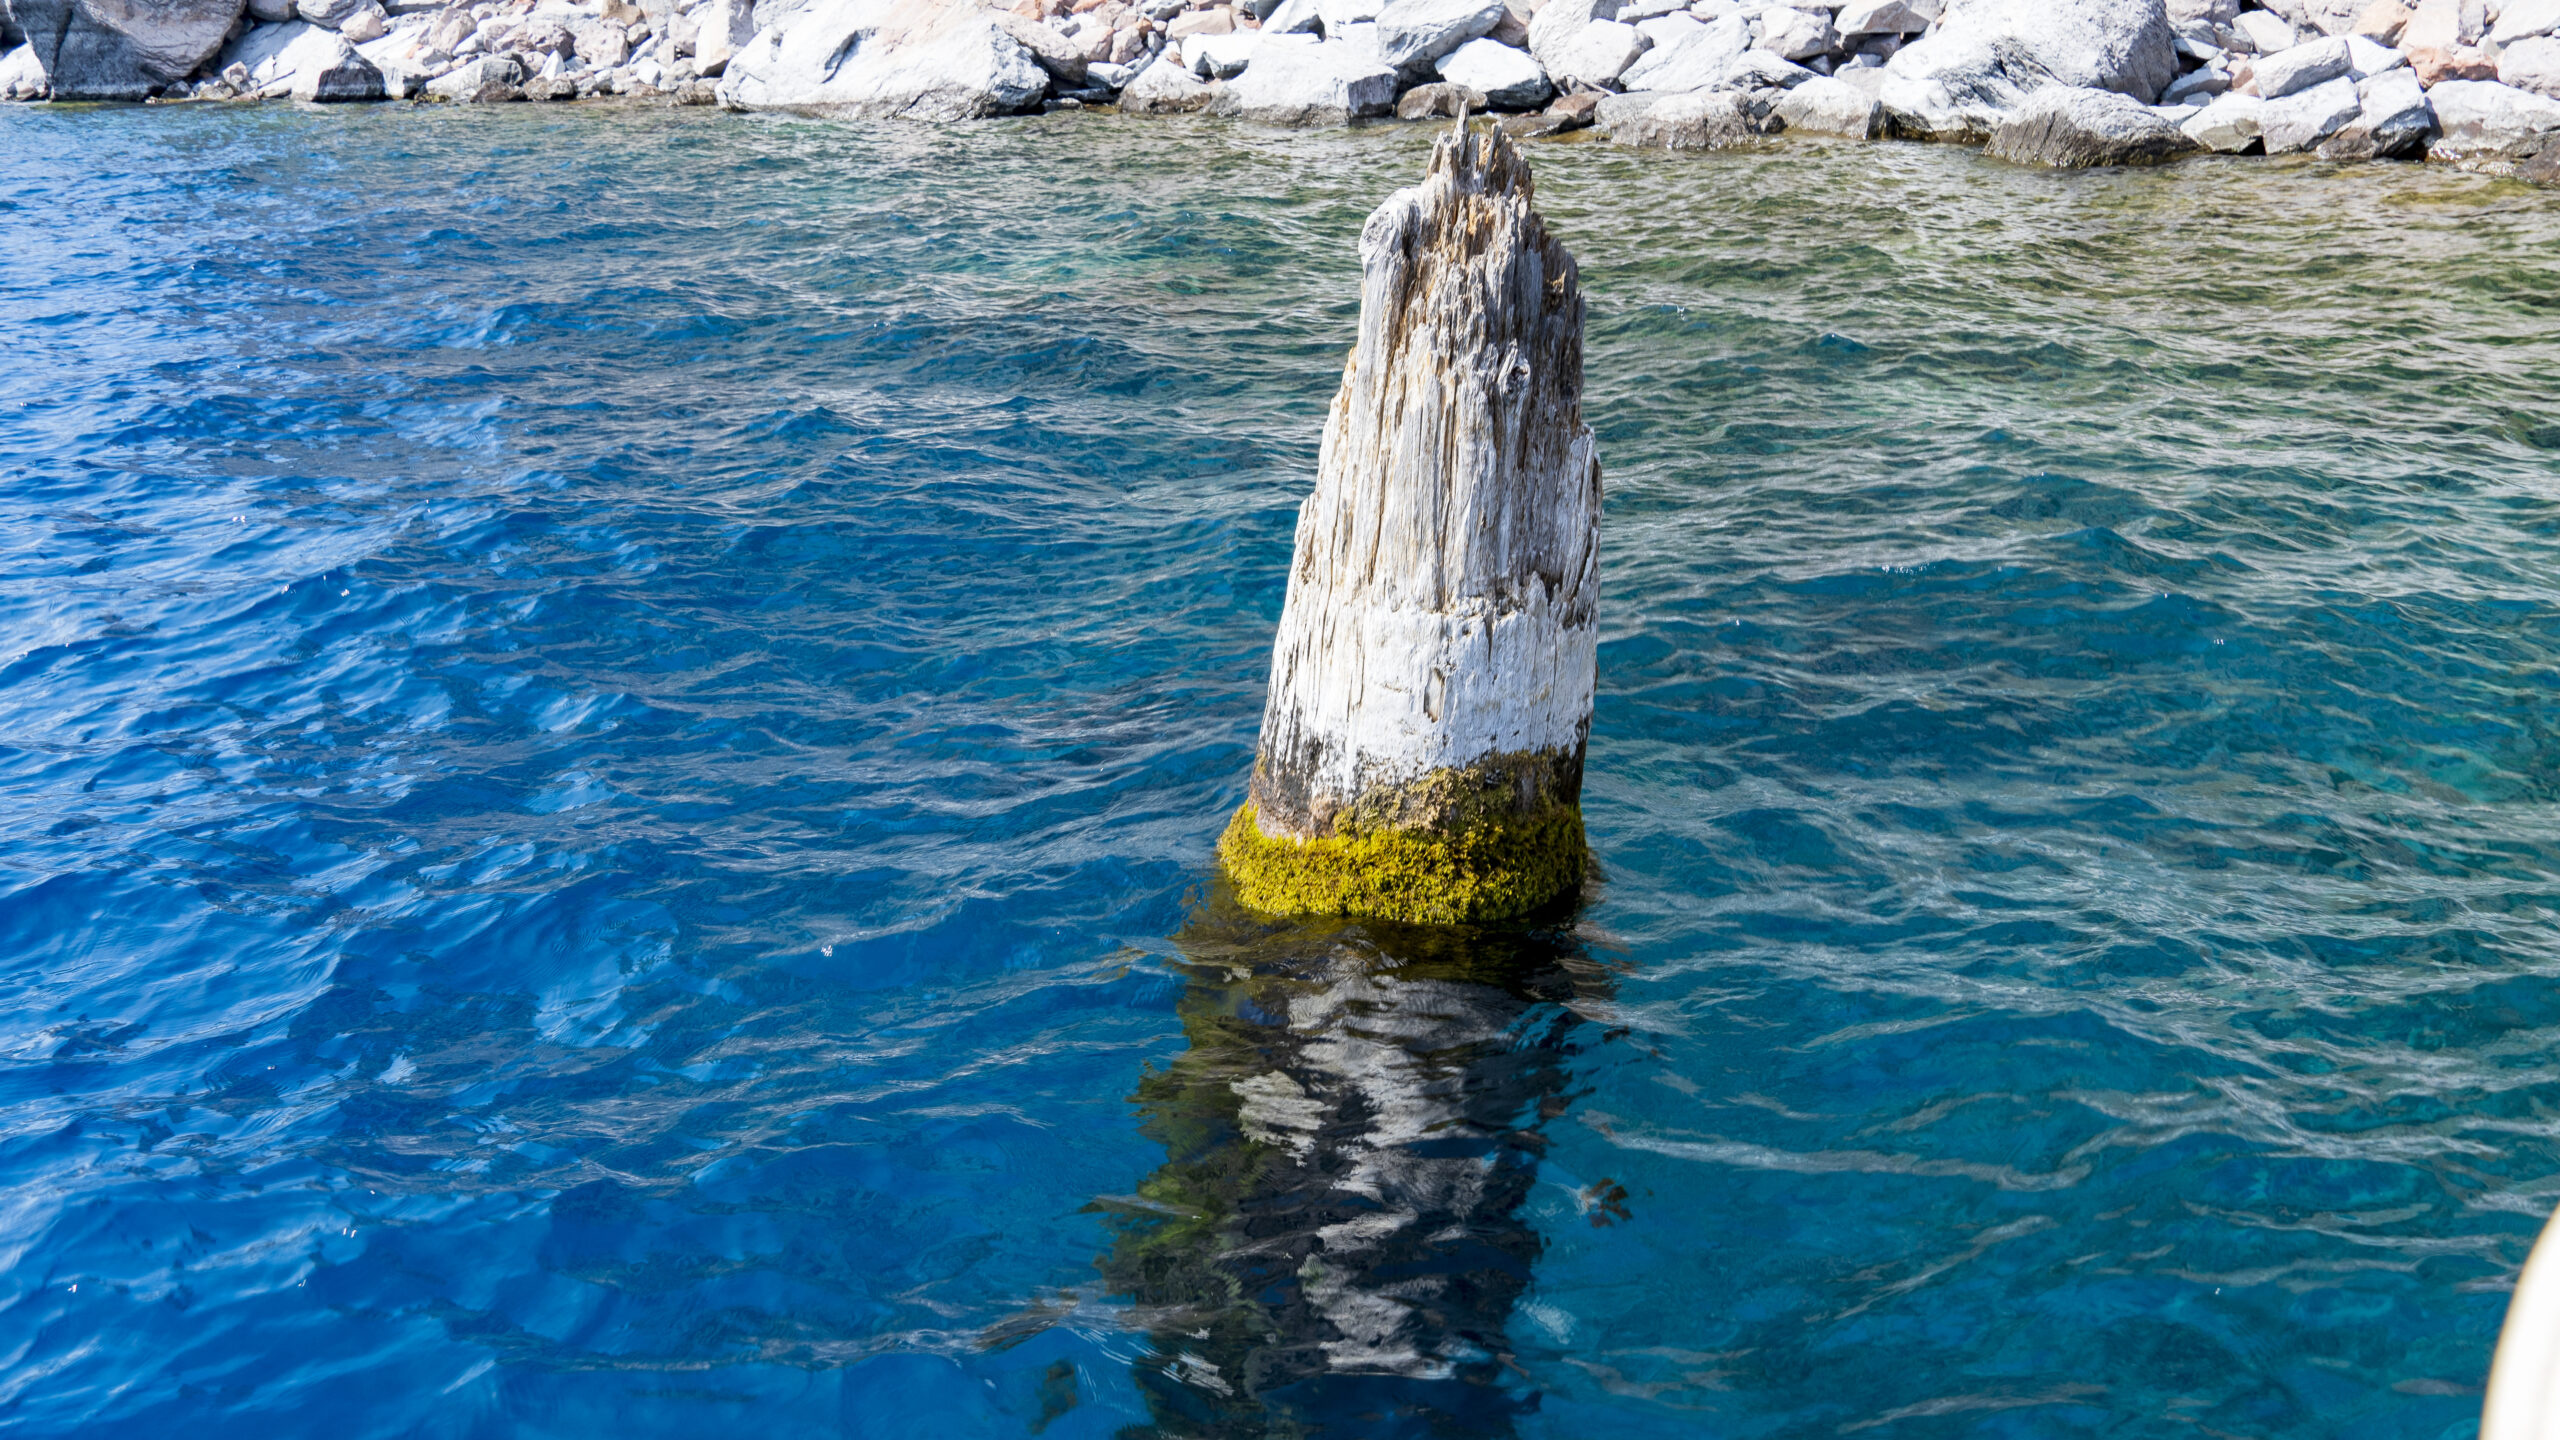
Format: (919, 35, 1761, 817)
(1219, 114, 1601, 925)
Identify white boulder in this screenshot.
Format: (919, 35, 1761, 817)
(1206, 31, 1396, 122)
(1879, 0, 2180, 140)
(2179, 87, 2263, 147)
(2425, 76, 2560, 158)
(1374, 0, 1503, 71)
(0, 41, 47, 98)
(1434, 35, 1550, 106)
(2256, 70, 2358, 149)
(1544, 17, 1645, 86)
(717, 0, 1048, 118)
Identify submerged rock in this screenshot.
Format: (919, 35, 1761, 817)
(717, 0, 1047, 119)
(10, 0, 243, 99)
(1985, 83, 2199, 164)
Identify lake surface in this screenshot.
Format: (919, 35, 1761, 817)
(6, 101, 2560, 1439)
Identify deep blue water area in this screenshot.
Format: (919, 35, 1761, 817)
(5, 102, 2560, 1439)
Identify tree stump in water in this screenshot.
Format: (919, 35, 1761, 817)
(1220, 115, 1601, 925)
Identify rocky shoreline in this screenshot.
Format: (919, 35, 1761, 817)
(7, 0, 2560, 180)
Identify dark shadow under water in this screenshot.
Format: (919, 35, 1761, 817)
(1094, 892, 1618, 1439)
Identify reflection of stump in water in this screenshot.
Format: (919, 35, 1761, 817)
(1097, 899, 1614, 1437)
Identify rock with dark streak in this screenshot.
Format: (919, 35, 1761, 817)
(7, 0, 243, 98)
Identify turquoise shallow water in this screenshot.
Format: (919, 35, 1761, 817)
(5, 103, 2560, 1438)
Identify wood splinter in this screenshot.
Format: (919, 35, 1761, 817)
(1220, 111, 1602, 925)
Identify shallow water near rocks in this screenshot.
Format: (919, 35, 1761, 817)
(6, 101, 2560, 1438)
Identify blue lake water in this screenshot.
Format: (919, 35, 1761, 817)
(6, 102, 2560, 1438)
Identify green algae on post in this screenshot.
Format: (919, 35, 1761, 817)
(1218, 115, 1601, 926)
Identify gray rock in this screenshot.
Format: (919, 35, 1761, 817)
(1985, 82, 2200, 163)
(2170, 0, 2237, 24)
(424, 49, 519, 98)
(2256, 70, 2357, 149)
(338, 1, 384, 39)
(1120, 46, 1213, 106)
(1086, 57, 1133, 87)
(522, 70, 575, 97)
(2424, 76, 2560, 159)
(11, 0, 243, 98)
(1605, 85, 1759, 143)
(1205, 32, 1394, 121)
(716, 0, 1047, 117)
(1617, 9, 1742, 88)
(2178, 86, 2261, 146)
(1434, 33, 1548, 105)
(246, 0, 293, 20)
(1879, 0, 2180, 141)
(1374, 0, 1501, 70)
(1833, 0, 1935, 36)
(2500, 34, 2560, 96)
(1769, 70, 1878, 132)
(2251, 34, 2348, 95)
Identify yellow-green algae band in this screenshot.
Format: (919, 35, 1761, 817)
(1217, 801, 1587, 926)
